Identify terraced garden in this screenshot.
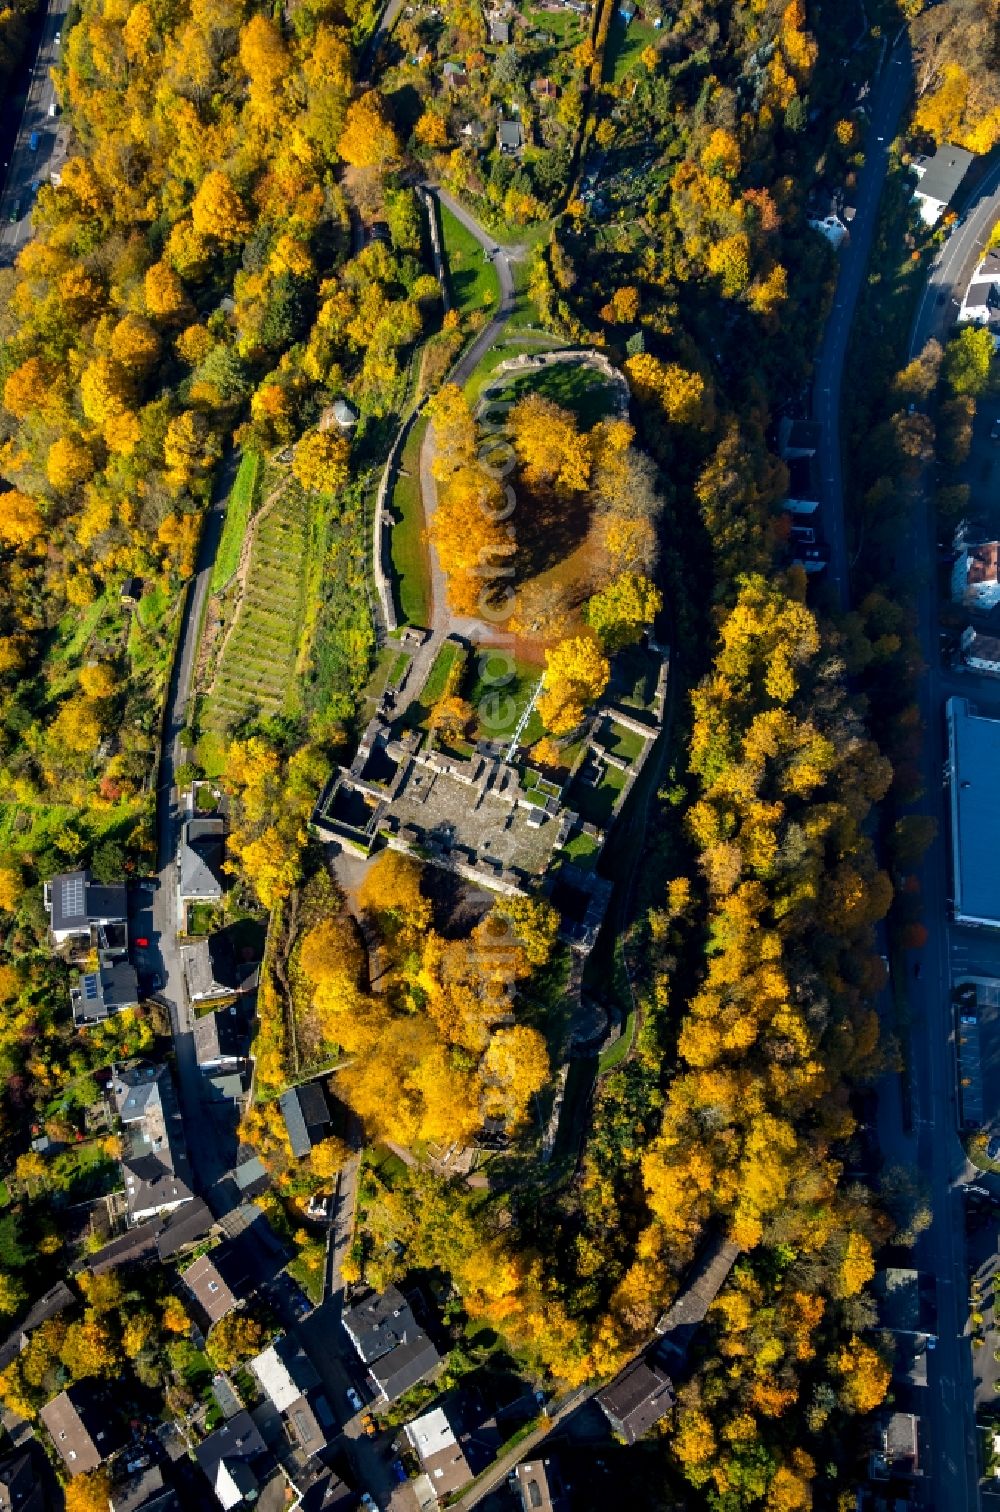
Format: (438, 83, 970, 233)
(206, 483, 312, 732)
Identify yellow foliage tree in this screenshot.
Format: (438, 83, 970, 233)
(338, 91, 402, 169)
(537, 636, 610, 735)
(191, 171, 250, 243)
(292, 431, 350, 494)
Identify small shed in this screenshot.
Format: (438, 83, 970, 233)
(120, 576, 143, 606)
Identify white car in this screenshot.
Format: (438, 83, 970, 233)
(54, 29, 61, 42)
(47, 101, 57, 117)
(346, 1387, 363, 1413)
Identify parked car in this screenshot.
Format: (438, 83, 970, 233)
(9, 199, 20, 223)
(360, 1496, 378, 1511)
(48, 100, 57, 115)
(346, 1387, 363, 1413)
(991, 420, 1000, 442)
(390, 1459, 407, 1484)
(29, 131, 38, 151)
(986, 1134, 1000, 1161)
(54, 29, 61, 42)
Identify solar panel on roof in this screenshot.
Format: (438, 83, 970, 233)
(83, 976, 98, 1000)
(61, 876, 85, 916)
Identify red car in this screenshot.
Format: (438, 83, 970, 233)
(134, 936, 149, 947)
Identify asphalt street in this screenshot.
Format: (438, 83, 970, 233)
(0, 0, 69, 268)
(812, 38, 911, 611)
(151, 452, 241, 1208)
(871, 136, 1000, 1512)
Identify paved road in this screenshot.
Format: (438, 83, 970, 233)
(869, 144, 1000, 1512)
(0, 0, 69, 267)
(358, 0, 405, 82)
(812, 39, 911, 610)
(151, 452, 241, 1208)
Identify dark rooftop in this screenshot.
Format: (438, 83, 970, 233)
(279, 1081, 330, 1159)
(595, 1356, 674, 1445)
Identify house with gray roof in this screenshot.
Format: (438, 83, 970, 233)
(278, 1081, 331, 1159)
(342, 1284, 441, 1402)
(0, 1281, 75, 1372)
(183, 930, 260, 1005)
(497, 118, 522, 153)
(194, 1410, 268, 1510)
(947, 696, 1000, 928)
(250, 1336, 329, 1460)
(193, 1006, 248, 1075)
(70, 960, 140, 1027)
(0, 1445, 49, 1512)
(114, 1065, 194, 1225)
(178, 817, 226, 911)
(911, 142, 974, 225)
(44, 870, 127, 953)
(596, 1356, 674, 1444)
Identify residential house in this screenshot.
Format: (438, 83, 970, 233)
(497, 118, 522, 154)
(178, 817, 226, 914)
(952, 539, 1000, 609)
(873, 1267, 937, 1388)
(110, 1466, 182, 1512)
(231, 1154, 269, 1200)
(960, 625, 1000, 675)
(870, 1412, 921, 1480)
(40, 1384, 126, 1476)
(114, 1065, 195, 1225)
(70, 960, 140, 1027)
(514, 1458, 570, 1512)
(0, 1281, 75, 1372)
(194, 1411, 268, 1510)
(960, 248, 1000, 326)
(88, 1199, 213, 1276)
(595, 1356, 674, 1444)
(489, 15, 510, 42)
(341, 1285, 441, 1403)
(319, 398, 359, 432)
(404, 1407, 472, 1500)
(44, 870, 127, 953)
(182, 1249, 246, 1326)
(193, 1007, 248, 1077)
(0, 1445, 49, 1512)
(250, 1336, 329, 1460)
(910, 143, 974, 225)
(298, 1473, 355, 1510)
(531, 77, 558, 100)
(443, 60, 468, 88)
(807, 191, 855, 250)
(278, 1081, 331, 1159)
(183, 928, 260, 1005)
(777, 417, 821, 459)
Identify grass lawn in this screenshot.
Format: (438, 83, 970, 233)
(598, 1005, 636, 1072)
(604, 16, 659, 81)
(464, 653, 541, 743)
(559, 829, 600, 867)
(419, 640, 465, 708)
(569, 761, 627, 826)
(390, 414, 432, 628)
(462, 332, 567, 403)
(185, 901, 220, 937)
(524, 5, 585, 38)
(440, 205, 500, 317)
(212, 451, 262, 593)
(602, 721, 646, 762)
(495, 361, 619, 427)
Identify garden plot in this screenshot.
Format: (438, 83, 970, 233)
(207, 487, 312, 732)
